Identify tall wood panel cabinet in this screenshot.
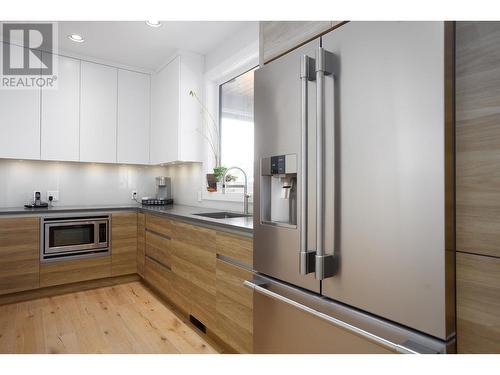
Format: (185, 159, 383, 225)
(260, 21, 345, 64)
(456, 21, 500, 353)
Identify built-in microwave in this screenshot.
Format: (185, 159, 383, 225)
(41, 215, 111, 261)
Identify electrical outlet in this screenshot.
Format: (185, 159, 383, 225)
(47, 190, 59, 202)
(131, 190, 137, 200)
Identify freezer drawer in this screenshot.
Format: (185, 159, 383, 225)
(248, 275, 453, 354)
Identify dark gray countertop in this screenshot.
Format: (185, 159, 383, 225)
(140, 205, 253, 234)
(0, 203, 253, 235)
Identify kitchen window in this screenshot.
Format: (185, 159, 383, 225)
(219, 68, 255, 191)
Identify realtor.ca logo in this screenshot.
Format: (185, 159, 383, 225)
(1, 22, 58, 89)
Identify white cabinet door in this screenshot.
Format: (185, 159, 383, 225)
(41, 54, 80, 161)
(117, 69, 150, 164)
(178, 53, 203, 162)
(80, 61, 117, 163)
(0, 43, 41, 160)
(150, 56, 180, 164)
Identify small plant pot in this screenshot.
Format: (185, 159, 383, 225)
(206, 173, 217, 191)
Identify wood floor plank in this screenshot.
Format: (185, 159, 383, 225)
(0, 303, 18, 353)
(0, 281, 217, 354)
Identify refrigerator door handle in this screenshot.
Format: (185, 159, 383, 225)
(299, 54, 316, 275)
(315, 47, 336, 280)
(244, 279, 419, 354)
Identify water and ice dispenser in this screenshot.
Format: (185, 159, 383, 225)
(260, 154, 297, 228)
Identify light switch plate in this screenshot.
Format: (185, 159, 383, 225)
(47, 190, 59, 202)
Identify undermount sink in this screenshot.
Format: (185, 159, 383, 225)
(193, 212, 251, 219)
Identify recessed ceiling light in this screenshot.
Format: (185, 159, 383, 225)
(146, 20, 162, 28)
(68, 33, 85, 43)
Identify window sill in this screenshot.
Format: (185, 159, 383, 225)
(201, 190, 253, 203)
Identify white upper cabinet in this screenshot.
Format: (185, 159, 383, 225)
(0, 43, 41, 160)
(151, 56, 179, 164)
(41, 54, 80, 161)
(151, 53, 203, 164)
(80, 61, 118, 163)
(117, 69, 150, 164)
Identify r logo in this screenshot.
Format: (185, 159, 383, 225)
(2, 23, 53, 75)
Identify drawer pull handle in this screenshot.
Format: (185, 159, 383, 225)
(146, 255, 171, 272)
(145, 228, 171, 240)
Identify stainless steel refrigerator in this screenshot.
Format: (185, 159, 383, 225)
(249, 21, 455, 354)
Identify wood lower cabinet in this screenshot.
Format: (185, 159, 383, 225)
(0, 217, 40, 295)
(111, 212, 138, 276)
(215, 259, 253, 353)
(141, 214, 255, 352)
(144, 256, 172, 300)
(40, 256, 111, 288)
(457, 252, 500, 353)
(171, 220, 217, 328)
(137, 213, 145, 277)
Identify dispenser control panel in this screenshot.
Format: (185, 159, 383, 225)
(263, 154, 297, 176)
(271, 155, 286, 175)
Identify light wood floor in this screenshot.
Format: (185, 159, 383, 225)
(0, 281, 218, 354)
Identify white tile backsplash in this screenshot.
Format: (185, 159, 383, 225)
(0, 159, 169, 208)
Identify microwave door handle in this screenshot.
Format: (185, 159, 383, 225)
(94, 221, 100, 245)
(299, 54, 316, 276)
(315, 47, 336, 280)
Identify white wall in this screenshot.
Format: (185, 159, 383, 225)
(0, 159, 168, 207)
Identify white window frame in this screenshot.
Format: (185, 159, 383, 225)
(201, 50, 258, 203)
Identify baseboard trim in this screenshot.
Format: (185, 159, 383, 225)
(0, 274, 140, 306)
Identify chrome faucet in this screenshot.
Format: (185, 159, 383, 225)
(222, 166, 250, 215)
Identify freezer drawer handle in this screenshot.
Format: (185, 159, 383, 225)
(299, 54, 317, 276)
(315, 47, 336, 280)
(244, 279, 418, 354)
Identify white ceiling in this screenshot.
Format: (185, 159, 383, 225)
(55, 21, 256, 71)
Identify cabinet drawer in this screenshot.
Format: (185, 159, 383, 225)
(216, 259, 253, 353)
(145, 214, 173, 238)
(145, 230, 172, 269)
(0, 217, 40, 295)
(144, 256, 172, 300)
(457, 252, 500, 353)
(40, 256, 111, 288)
(216, 231, 253, 267)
